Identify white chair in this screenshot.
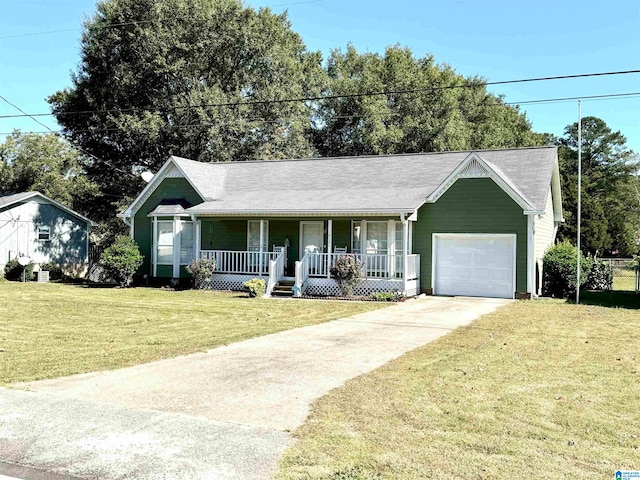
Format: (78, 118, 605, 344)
(334, 246, 348, 254)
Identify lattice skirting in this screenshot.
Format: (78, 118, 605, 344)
(304, 277, 404, 297)
(201, 273, 266, 291)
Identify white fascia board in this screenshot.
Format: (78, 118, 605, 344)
(550, 158, 565, 223)
(425, 152, 536, 213)
(185, 209, 416, 217)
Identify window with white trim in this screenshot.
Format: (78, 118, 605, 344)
(180, 221, 195, 264)
(157, 221, 173, 264)
(247, 220, 269, 251)
(352, 221, 362, 254)
(365, 221, 388, 254)
(37, 225, 51, 241)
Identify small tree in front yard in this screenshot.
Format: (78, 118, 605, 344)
(542, 241, 590, 298)
(186, 258, 216, 289)
(100, 235, 143, 287)
(330, 255, 365, 296)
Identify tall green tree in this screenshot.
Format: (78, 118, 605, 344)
(311, 45, 544, 157)
(0, 131, 100, 218)
(49, 0, 324, 219)
(557, 116, 639, 255)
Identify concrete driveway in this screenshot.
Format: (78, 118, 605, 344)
(0, 295, 508, 479)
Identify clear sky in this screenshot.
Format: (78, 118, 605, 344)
(1, 0, 639, 152)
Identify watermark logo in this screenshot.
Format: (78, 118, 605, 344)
(616, 471, 640, 480)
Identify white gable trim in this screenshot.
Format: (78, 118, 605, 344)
(425, 152, 541, 214)
(121, 156, 206, 218)
(550, 158, 564, 223)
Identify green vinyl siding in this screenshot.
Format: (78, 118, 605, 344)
(412, 178, 528, 293)
(133, 178, 203, 277)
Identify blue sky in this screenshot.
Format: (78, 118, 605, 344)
(1, 0, 639, 152)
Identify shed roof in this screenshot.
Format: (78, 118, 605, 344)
(0, 191, 96, 225)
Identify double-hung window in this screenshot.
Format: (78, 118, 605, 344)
(180, 221, 195, 265)
(157, 221, 174, 265)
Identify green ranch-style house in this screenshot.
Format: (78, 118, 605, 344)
(118, 146, 563, 299)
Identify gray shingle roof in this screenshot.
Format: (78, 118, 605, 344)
(168, 146, 557, 215)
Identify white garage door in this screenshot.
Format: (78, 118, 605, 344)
(433, 234, 515, 299)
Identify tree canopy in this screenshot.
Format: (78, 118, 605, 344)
(311, 45, 544, 157)
(556, 116, 639, 256)
(0, 131, 99, 217)
(49, 0, 324, 214)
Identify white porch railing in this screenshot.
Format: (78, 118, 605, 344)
(294, 253, 311, 296)
(266, 248, 286, 296)
(200, 250, 279, 275)
(304, 253, 420, 280)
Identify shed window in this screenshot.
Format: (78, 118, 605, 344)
(37, 226, 51, 241)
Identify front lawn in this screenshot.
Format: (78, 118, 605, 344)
(0, 283, 385, 384)
(277, 300, 640, 479)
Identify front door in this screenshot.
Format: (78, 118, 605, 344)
(300, 221, 324, 275)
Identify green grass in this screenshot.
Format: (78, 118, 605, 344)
(277, 300, 640, 479)
(0, 283, 385, 384)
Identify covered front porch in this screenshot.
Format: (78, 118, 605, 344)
(150, 216, 420, 296)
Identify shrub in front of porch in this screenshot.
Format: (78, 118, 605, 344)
(330, 255, 365, 297)
(244, 278, 266, 297)
(186, 258, 216, 289)
(100, 236, 144, 288)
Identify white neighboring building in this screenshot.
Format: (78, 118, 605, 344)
(0, 192, 95, 276)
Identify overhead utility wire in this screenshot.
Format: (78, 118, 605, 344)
(0, 95, 140, 187)
(3, 90, 640, 136)
(2, 69, 640, 120)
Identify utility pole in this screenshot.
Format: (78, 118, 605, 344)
(576, 100, 582, 304)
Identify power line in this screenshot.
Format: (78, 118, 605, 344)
(1, 69, 640, 120)
(0, 95, 140, 186)
(3, 90, 639, 136)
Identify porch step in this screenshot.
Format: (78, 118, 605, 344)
(271, 280, 295, 297)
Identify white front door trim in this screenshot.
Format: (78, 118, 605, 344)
(432, 233, 517, 299)
(300, 221, 324, 255)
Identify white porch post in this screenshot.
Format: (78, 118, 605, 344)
(195, 219, 201, 260)
(402, 216, 409, 294)
(152, 217, 158, 277)
(259, 219, 265, 276)
(388, 219, 395, 278)
(327, 220, 333, 279)
(173, 216, 181, 278)
(527, 214, 535, 297)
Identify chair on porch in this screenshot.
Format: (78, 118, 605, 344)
(334, 246, 348, 254)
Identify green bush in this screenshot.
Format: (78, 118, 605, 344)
(369, 291, 405, 302)
(100, 236, 144, 287)
(330, 255, 365, 296)
(542, 241, 590, 298)
(186, 258, 216, 289)
(585, 257, 613, 291)
(4, 258, 34, 282)
(244, 278, 266, 297)
(39, 262, 64, 281)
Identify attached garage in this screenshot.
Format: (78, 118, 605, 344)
(432, 234, 516, 299)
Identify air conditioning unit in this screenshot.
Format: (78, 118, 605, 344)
(37, 270, 50, 283)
